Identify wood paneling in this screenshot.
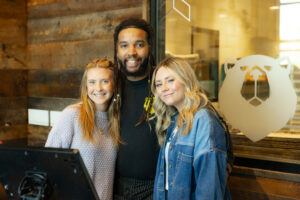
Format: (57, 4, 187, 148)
(27, 0, 143, 19)
(0, 50, 27, 69)
(231, 134, 300, 150)
(27, 125, 51, 147)
(232, 134, 300, 162)
(0, 19, 26, 44)
(0, 124, 28, 141)
(234, 145, 300, 162)
(0, 70, 27, 143)
(0, 96, 27, 142)
(27, 7, 142, 69)
(28, 7, 141, 44)
(0, 1, 27, 69)
(28, 68, 83, 98)
(29, 97, 78, 111)
(28, 39, 114, 69)
(0, 70, 27, 97)
(0, 0, 26, 19)
(0, 97, 27, 126)
(0, 0, 27, 143)
(229, 166, 300, 200)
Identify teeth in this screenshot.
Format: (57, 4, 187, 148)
(94, 93, 105, 96)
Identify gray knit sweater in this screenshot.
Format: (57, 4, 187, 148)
(45, 105, 116, 200)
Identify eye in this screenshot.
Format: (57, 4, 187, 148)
(102, 79, 110, 84)
(88, 80, 95, 84)
(168, 79, 174, 83)
(136, 43, 145, 48)
(155, 83, 162, 88)
(119, 43, 128, 48)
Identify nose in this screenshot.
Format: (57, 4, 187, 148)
(162, 82, 169, 91)
(128, 45, 137, 56)
(96, 83, 103, 91)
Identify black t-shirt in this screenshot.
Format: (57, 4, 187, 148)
(116, 78, 160, 179)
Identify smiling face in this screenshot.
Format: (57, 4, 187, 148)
(87, 67, 114, 111)
(155, 67, 186, 111)
(117, 28, 149, 81)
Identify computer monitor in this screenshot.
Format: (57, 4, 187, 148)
(0, 146, 99, 200)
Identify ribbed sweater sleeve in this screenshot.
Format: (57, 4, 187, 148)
(45, 107, 77, 148)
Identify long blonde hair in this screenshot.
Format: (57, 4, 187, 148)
(151, 57, 209, 145)
(78, 58, 121, 147)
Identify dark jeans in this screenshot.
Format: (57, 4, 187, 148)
(114, 177, 154, 200)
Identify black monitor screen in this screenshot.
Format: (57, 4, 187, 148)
(0, 146, 99, 200)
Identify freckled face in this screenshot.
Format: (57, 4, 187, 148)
(87, 68, 114, 111)
(155, 67, 186, 111)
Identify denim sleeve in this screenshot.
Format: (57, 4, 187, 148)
(192, 109, 228, 199)
(193, 150, 227, 200)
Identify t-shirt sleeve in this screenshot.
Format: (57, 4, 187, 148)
(45, 107, 77, 148)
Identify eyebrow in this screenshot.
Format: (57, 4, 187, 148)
(135, 40, 146, 43)
(155, 76, 172, 82)
(118, 40, 146, 44)
(87, 78, 110, 81)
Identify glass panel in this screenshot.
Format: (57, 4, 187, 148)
(280, 4, 300, 40)
(155, 0, 300, 135)
(156, 0, 281, 101)
(280, 42, 300, 50)
(280, 0, 300, 3)
(280, 3, 300, 131)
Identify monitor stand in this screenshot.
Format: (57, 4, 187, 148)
(18, 171, 52, 200)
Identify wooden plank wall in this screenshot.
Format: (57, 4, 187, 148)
(0, 0, 27, 144)
(229, 166, 300, 200)
(26, 0, 144, 146)
(231, 134, 300, 162)
(228, 134, 300, 199)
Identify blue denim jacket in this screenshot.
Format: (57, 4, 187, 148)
(153, 108, 231, 200)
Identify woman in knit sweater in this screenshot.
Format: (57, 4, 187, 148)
(45, 58, 121, 200)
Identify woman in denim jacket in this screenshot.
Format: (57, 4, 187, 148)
(151, 57, 231, 200)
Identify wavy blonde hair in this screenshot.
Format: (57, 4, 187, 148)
(151, 57, 209, 145)
(78, 58, 121, 147)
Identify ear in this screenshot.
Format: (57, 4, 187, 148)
(277, 56, 291, 75)
(224, 57, 237, 75)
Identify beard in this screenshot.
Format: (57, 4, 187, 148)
(119, 56, 149, 77)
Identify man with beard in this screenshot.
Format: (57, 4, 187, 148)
(112, 18, 160, 200)
(112, 18, 234, 200)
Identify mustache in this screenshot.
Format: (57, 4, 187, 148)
(126, 54, 138, 59)
(118, 57, 149, 77)
(125, 58, 142, 62)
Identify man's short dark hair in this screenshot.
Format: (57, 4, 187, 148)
(113, 18, 154, 47)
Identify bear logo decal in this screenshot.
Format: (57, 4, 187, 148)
(219, 55, 297, 142)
